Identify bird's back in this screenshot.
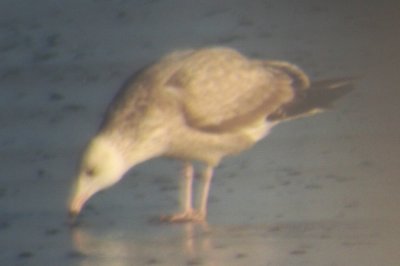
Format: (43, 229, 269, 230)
(100, 47, 296, 134)
(160, 47, 297, 132)
(99, 47, 352, 157)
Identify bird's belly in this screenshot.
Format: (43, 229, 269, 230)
(166, 120, 276, 165)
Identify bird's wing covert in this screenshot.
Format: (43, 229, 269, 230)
(165, 48, 295, 132)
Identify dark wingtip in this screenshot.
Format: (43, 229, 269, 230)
(309, 77, 356, 106)
(310, 77, 356, 91)
(267, 76, 356, 122)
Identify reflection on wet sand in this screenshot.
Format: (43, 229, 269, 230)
(70, 223, 221, 266)
(69, 219, 400, 265)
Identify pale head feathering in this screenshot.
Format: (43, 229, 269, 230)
(68, 136, 129, 218)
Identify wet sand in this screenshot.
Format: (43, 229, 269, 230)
(1, 1, 400, 265)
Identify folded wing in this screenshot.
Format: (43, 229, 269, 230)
(165, 48, 300, 132)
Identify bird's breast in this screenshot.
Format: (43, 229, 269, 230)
(165, 120, 275, 166)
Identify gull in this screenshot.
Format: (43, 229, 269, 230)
(68, 47, 353, 223)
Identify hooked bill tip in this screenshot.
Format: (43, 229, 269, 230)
(67, 209, 80, 227)
(68, 209, 79, 218)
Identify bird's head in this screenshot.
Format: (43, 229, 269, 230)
(68, 136, 128, 220)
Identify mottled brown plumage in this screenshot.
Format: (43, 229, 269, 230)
(68, 47, 353, 223)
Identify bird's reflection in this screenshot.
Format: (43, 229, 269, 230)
(70, 222, 217, 266)
(182, 223, 212, 258)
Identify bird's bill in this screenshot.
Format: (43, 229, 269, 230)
(68, 192, 87, 219)
(68, 180, 96, 220)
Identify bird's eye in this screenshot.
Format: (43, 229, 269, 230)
(85, 168, 96, 177)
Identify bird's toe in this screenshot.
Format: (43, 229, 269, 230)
(159, 210, 206, 223)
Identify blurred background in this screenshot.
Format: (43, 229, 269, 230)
(1, 0, 399, 265)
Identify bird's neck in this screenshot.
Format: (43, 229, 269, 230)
(100, 126, 170, 169)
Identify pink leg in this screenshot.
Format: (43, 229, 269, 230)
(181, 162, 194, 213)
(160, 162, 197, 222)
(160, 163, 214, 223)
(198, 166, 214, 220)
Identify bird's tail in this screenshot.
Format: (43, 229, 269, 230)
(267, 77, 355, 122)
